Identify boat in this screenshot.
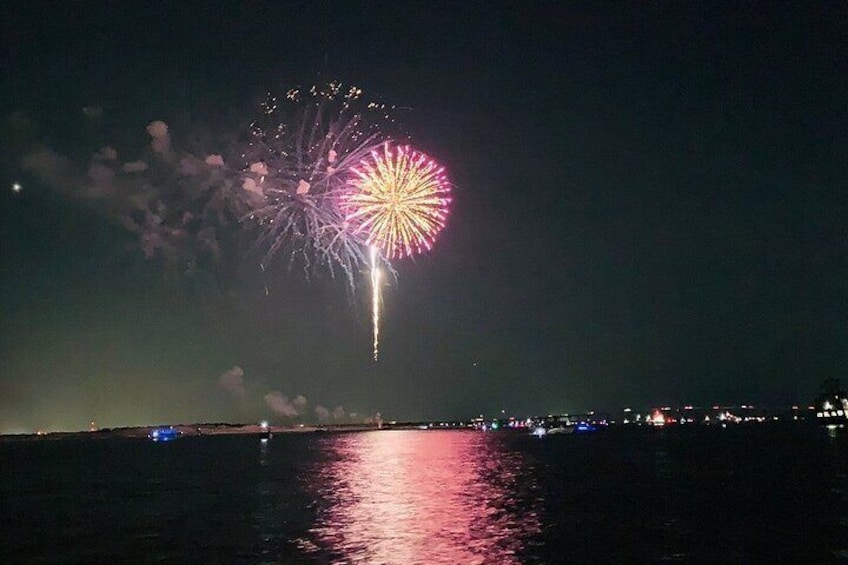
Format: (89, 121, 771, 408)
(148, 427, 181, 442)
(532, 425, 576, 437)
(815, 378, 848, 427)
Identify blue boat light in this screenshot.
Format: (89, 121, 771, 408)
(149, 427, 181, 441)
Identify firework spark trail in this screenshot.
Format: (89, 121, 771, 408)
(370, 245, 381, 361)
(241, 82, 401, 290)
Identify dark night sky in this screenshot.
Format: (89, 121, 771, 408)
(1, 2, 846, 431)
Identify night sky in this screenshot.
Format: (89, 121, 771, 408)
(1, 2, 846, 432)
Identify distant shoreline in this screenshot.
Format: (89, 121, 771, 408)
(0, 416, 826, 442)
(0, 422, 407, 442)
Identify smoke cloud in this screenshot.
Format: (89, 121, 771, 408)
(21, 148, 74, 192)
(121, 160, 148, 173)
(264, 391, 303, 418)
(95, 146, 118, 160)
(218, 366, 246, 398)
(205, 154, 224, 167)
(82, 106, 104, 120)
(17, 116, 259, 278)
(363, 412, 383, 426)
(315, 405, 330, 421)
(146, 120, 171, 154)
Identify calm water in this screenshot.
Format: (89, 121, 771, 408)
(3, 426, 848, 563)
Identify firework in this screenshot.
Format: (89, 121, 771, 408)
(343, 143, 451, 360)
(342, 143, 451, 260)
(241, 82, 401, 288)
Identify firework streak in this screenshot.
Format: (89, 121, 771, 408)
(241, 83, 398, 288)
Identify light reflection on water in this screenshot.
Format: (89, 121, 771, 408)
(301, 430, 541, 564)
(4, 428, 844, 562)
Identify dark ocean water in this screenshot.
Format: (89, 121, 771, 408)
(2, 426, 848, 564)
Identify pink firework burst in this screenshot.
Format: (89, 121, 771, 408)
(343, 143, 451, 260)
